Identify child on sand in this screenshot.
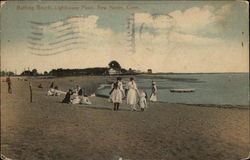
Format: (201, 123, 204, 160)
(139, 91, 147, 112)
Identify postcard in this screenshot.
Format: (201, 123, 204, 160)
(1, 1, 249, 160)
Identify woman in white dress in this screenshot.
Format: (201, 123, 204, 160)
(127, 77, 139, 111)
(110, 77, 124, 110)
(150, 81, 157, 102)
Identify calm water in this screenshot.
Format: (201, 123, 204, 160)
(96, 73, 249, 106)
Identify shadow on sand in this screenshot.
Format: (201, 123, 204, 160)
(86, 106, 132, 112)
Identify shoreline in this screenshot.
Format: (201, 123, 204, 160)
(95, 93, 249, 110)
(95, 88, 249, 110)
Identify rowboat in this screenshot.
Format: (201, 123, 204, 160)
(170, 89, 195, 92)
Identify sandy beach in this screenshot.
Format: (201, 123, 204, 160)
(1, 76, 249, 160)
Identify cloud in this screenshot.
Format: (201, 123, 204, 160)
(166, 32, 223, 45)
(134, 13, 153, 24)
(169, 7, 214, 33)
(135, 4, 232, 34)
(135, 13, 173, 29)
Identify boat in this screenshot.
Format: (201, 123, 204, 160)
(170, 89, 195, 93)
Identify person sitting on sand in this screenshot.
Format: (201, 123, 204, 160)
(62, 89, 73, 103)
(38, 84, 43, 88)
(71, 88, 83, 104)
(71, 95, 81, 104)
(74, 85, 81, 95)
(47, 88, 56, 96)
(71, 88, 91, 105)
(54, 86, 61, 96)
(47, 87, 60, 96)
(139, 91, 147, 112)
(81, 95, 92, 105)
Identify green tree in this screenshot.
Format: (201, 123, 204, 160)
(108, 60, 121, 70)
(32, 69, 38, 76)
(43, 71, 48, 75)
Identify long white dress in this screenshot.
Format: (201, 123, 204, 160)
(150, 85, 157, 102)
(127, 81, 138, 105)
(110, 81, 124, 103)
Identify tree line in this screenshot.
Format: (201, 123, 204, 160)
(1, 61, 140, 77)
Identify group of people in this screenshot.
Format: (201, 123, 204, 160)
(109, 77, 157, 111)
(61, 85, 92, 105)
(47, 82, 63, 96)
(46, 77, 157, 111)
(46, 81, 92, 105)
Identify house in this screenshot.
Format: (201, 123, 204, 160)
(147, 69, 152, 74)
(108, 68, 121, 75)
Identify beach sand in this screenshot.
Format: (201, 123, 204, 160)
(1, 76, 249, 160)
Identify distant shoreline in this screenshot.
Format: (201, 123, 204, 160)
(1, 72, 248, 79)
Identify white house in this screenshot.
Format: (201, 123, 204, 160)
(108, 68, 121, 75)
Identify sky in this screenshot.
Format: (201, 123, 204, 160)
(1, 1, 249, 74)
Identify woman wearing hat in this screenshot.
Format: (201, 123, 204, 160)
(150, 81, 157, 102)
(126, 77, 139, 111)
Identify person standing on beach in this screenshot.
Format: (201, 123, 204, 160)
(150, 81, 157, 102)
(127, 77, 139, 111)
(110, 77, 124, 111)
(6, 76, 12, 94)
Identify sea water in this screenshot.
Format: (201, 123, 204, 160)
(96, 73, 249, 106)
